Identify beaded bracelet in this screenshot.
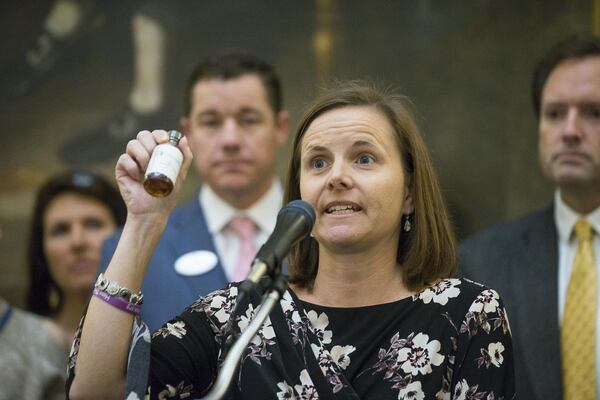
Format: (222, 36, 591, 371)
(93, 288, 141, 315)
(94, 273, 143, 305)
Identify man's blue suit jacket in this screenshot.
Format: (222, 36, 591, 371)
(100, 198, 229, 332)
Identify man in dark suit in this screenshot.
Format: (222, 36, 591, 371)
(460, 35, 600, 400)
(101, 54, 289, 331)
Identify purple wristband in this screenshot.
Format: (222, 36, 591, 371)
(93, 288, 141, 315)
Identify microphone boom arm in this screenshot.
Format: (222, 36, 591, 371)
(197, 276, 288, 400)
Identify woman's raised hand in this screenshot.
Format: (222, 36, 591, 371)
(115, 130, 193, 219)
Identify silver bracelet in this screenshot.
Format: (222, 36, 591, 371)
(94, 273, 144, 305)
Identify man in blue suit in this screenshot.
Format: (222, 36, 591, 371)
(460, 35, 600, 399)
(101, 54, 289, 331)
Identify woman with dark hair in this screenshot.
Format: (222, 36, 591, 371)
(68, 82, 514, 399)
(26, 169, 126, 344)
(0, 170, 125, 399)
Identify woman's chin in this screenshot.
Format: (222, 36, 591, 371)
(320, 230, 365, 251)
(63, 280, 95, 295)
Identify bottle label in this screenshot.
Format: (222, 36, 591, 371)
(145, 144, 183, 183)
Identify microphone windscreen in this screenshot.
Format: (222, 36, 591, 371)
(282, 200, 316, 230)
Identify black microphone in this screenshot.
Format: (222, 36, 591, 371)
(242, 200, 316, 288)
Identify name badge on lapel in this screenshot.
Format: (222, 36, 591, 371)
(174, 251, 218, 276)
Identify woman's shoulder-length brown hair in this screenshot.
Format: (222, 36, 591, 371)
(284, 81, 457, 292)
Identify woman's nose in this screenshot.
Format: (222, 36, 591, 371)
(327, 162, 353, 190)
(69, 224, 86, 249)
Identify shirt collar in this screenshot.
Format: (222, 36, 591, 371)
(200, 180, 283, 234)
(554, 190, 600, 241)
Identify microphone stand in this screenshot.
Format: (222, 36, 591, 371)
(197, 275, 288, 400)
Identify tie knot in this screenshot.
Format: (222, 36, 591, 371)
(229, 217, 256, 240)
(574, 219, 594, 242)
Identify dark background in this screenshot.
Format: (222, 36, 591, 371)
(0, 0, 593, 306)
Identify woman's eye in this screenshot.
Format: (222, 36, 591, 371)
(312, 158, 327, 169)
(84, 218, 105, 230)
(48, 223, 69, 237)
(357, 154, 374, 165)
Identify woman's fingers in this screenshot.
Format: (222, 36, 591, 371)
(123, 130, 170, 176)
(124, 139, 149, 176)
(178, 135, 194, 182)
(116, 152, 144, 182)
(150, 130, 169, 146)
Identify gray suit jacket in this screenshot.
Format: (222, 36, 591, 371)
(459, 205, 562, 400)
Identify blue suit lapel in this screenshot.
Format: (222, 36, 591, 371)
(509, 206, 562, 399)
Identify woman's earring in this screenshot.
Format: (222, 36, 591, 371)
(403, 215, 412, 232)
(49, 287, 60, 309)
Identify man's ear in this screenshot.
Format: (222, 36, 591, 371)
(276, 110, 290, 147)
(180, 116, 191, 137)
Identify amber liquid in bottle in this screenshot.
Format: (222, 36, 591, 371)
(144, 172, 175, 197)
(143, 130, 183, 197)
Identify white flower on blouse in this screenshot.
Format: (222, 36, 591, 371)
(281, 292, 295, 314)
(419, 279, 461, 305)
(435, 389, 450, 400)
(238, 303, 258, 330)
(397, 333, 444, 375)
(209, 294, 225, 309)
(157, 381, 193, 399)
(398, 381, 425, 400)
(276, 381, 297, 400)
(330, 344, 356, 370)
(502, 307, 512, 336)
(281, 292, 302, 323)
(165, 321, 187, 339)
(213, 308, 229, 323)
(209, 287, 237, 324)
(488, 342, 505, 367)
(294, 369, 318, 400)
(125, 393, 140, 400)
(310, 343, 329, 376)
(306, 310, 333, 344)
(238, 304, 275, 345)
(452, 379, 470, 400)
(468, 289, 500, 314)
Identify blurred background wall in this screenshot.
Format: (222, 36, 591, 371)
(0, 0, 594, 307)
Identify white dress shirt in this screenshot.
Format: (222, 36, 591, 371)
(555, 190, 600, 395)
(200, 181, 282, 281)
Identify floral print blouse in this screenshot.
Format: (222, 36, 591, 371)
(66, 278, 515, 399)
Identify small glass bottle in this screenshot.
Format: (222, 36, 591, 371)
(143, 130, 183, 197)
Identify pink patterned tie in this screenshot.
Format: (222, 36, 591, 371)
(229, 217, 257, 282)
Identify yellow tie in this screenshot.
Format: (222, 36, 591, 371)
(562, 219, 597, 400)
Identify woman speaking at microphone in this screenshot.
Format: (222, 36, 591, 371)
(68, 82, 514, 399)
